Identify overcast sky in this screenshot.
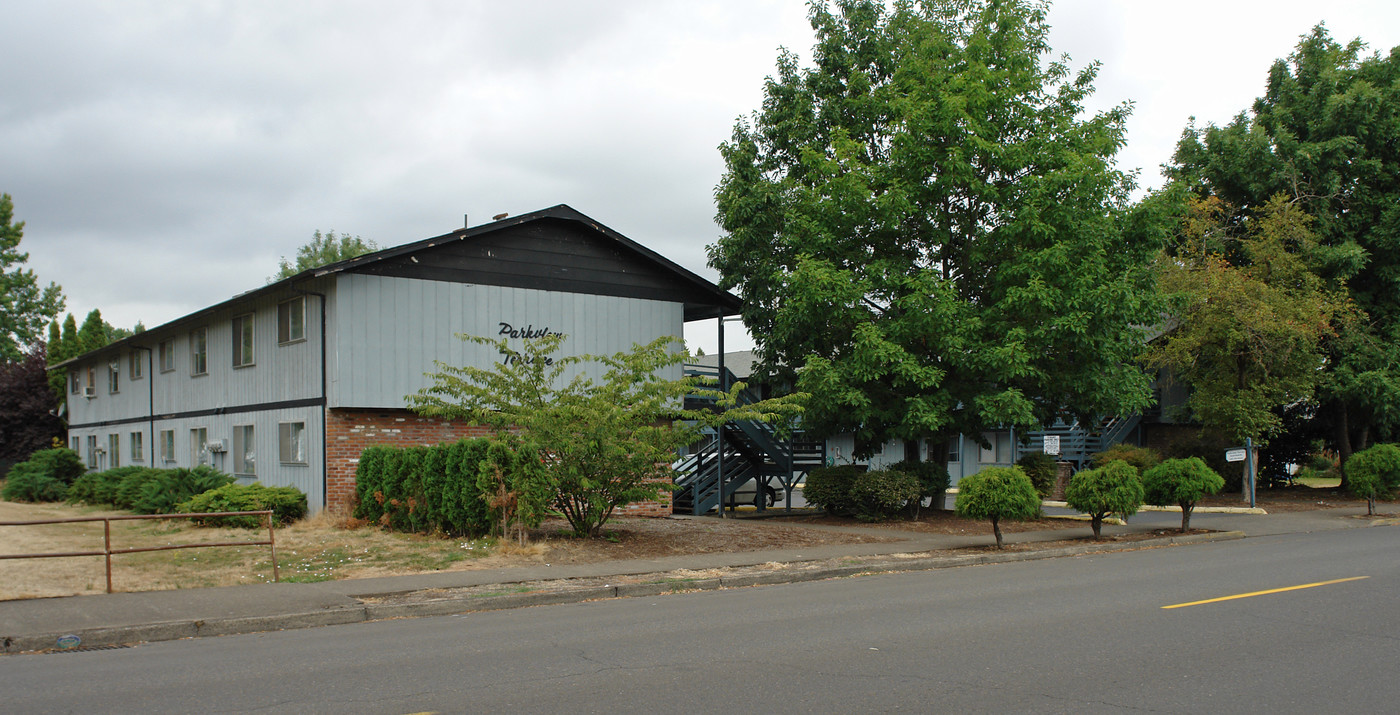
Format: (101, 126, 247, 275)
(4, 0, 1398, 354)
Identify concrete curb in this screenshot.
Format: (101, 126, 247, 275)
(3, 530, 1244, 655)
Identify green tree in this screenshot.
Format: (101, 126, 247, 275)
(0, 193, 65, 361)
(1344, 443, 1400, 515)
(1141, 457, 1225, 531)
(410, 333, 803, 537)
(1168, 25, 1400, 464)
(1144, 196, 1349, 448)
(272, 230, 379, 282)
(953, 466, 1042, 548)
(1064, 460, 1144, 539)
(711, 0, 1164, 460)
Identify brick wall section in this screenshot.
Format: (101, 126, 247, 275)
(323, 408, 673, 518)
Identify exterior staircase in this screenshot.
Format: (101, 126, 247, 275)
(672, 364, 825, 515)
(1017, 413, 1143, 469)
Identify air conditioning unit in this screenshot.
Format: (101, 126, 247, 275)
(84, 386, 96, 398)
(206, 439, 229, 453)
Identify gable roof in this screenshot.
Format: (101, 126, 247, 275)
(52, 205, 741, 368)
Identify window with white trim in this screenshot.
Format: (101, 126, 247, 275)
(233, 424, 255, 476)
(160, 429, 175, 463)
(108, 433, 121, 468)
(279, 422, 306, 464)
(69, 371, 80, 395)
(190, 327, 207, 376)
(159, 339, 175, 373)
(190, 427, 209, 466)
(278, 297, 305, 344)
(232, 313, 255, 367)
(131, 431, 144, 462)
(86, 435, 98, 469)
(129, 351, 143, 380)
(108, 362, 119, 394)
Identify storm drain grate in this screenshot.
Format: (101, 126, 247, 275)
(52, 643, 133, 654)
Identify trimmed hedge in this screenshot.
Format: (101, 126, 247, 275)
(178, 483, 309, 528)
(66, 465, 236, 514)
(1015, 452, 1059, 497)
(802, 465, 865, 516)
(353, 437, 509, 536)
(847, 469, 922, 522)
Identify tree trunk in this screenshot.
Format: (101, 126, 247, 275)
(1090, 515, 1102, 539)
(1180, 502, 1193, 531)
(1335, 401, 1352, 490)
(991, 516, 1004, 549)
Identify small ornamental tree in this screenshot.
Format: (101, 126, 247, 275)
(1064, 461, 1145, 539)
(1141, 457, 1225, 531)
(954, 466, 1042, 549)
(411, 333, 803, 538)
(1344, 443, 1400, 516)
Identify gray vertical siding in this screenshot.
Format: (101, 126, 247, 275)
(331, 273, 684, 408)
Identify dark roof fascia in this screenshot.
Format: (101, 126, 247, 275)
(329, 204, 742, 317)
(51, 205, 740, 370)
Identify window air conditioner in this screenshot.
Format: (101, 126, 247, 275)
(207, 439, 229, 453)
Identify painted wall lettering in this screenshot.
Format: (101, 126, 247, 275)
(498, 322, 552, 339)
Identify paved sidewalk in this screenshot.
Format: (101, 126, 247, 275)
(1, 506, 1389, 654)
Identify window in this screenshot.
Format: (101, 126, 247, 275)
(71, 437, 80, 453)
(86, 435, 98, 469)
(278, 297, 306, 344)
(131, 431, 144, 462)
(108, 362, 120, 394)
(232, 313, 255, 367)
(945, 438, 961, 463)
(85, 366, 96, 395)
(160, 430, 175, 463)
(190, 427, 209, 466)
(129, 351, 143, 380)
(190, 327, 207, 375)
(233, 425, 256, 475)
(69, 371, 80, 395)
(978, 433, 999, 464)
(279, 422, 306, 464)
(108, 434, 121, 468)
(159, 339, 175, 373)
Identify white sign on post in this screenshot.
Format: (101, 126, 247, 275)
(1225, 448, 1247, 463)
(1043, 435, 1061, 456)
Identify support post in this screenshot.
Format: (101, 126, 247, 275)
(716, 310, 726, 518)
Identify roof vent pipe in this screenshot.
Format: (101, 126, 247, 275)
(463, 213, 469, 228)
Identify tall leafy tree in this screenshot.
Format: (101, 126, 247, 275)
(0, 343, 65, 461)
(0, 193, 65, 362)
(711, 0, 1164, 458)
(271, 230, 379, 282)
(1144, 196, 1349, 447)
(1168, 25, 1400, 461)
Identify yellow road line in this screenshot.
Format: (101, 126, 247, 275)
(1162, 576, 1369, 609)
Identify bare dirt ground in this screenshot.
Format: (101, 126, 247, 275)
(1200, 483, 1370, 512)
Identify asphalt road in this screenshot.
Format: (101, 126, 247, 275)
(3, 525, 1396, 713)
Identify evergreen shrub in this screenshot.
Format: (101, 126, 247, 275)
(2, 448, 86, 502)
(178, 483, 309, 528)
(847, 469, 922, 522)
(888, 459, 951, 509)
(353, 438, 501, 536)
(954, 466, 1042, 548)
(802, 465, 865, 516)
(1345, 443, 1400, 515)
(1016, 452, 1059, 497)
(67, 466, 145, 505)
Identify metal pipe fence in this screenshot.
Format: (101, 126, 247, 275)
(0, 510, 279, 593)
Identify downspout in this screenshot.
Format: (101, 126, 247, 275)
(132, 345, 154, 466)
(294, 284, 329, 512)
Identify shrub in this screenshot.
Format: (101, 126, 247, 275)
(1064, 461, 1144, 539)
(1345, 443, 1400, 516)
(802, 465, 865, 516)
(1308, 453, 1336, 473)
(1015, 452, 1058, 497)
(1142, 457, 1225, 531)
(888, 459, 951, 515)
(353, 438, 502, 537)
(847, 469, 922, 522)
(1090, 443, 1161, 474)
(178, 483, 309, 528)
(2, 463, 68, 502)
(133, 466, 235, 515)
(2, 447, 86, 502)
(67, 466, 145, 505)
(954, 466, 1042, 548)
